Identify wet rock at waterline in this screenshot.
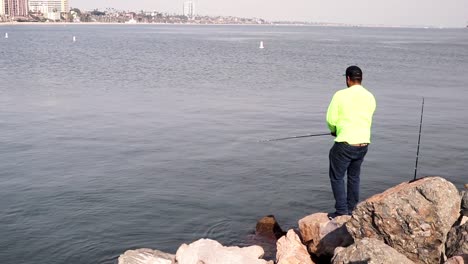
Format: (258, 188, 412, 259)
(256, 215, 286, 239)
(346, 177, 461, 264)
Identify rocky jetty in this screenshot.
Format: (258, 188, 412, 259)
(118, 177, 467, 264)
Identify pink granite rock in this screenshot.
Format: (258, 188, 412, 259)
(346, 177, 461, 264)
(276, 229, 314, 264)
(299, 213, 353, 257)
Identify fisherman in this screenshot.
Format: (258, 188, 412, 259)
(326, 66, 376, 217)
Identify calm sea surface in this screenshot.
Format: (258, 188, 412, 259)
(0, 25, 467, 263)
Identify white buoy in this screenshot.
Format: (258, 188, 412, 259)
(73, 36, 76, 42)
(259, 41, 264, 49)
(5, 33, 8, 39)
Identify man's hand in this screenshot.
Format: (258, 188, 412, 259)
(331, 132, 337, 137)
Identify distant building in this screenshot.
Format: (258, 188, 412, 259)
(29, 0, 69, 14)
(61, 0, 68, 13)
(183, 1, 194, 18)
(4, 0, 29, 17)
(0, 0, 5, 15)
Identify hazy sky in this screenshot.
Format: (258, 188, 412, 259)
(73, 0, 468, 27)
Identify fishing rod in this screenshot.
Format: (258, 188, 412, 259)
(258, 132, 330, 142)
(413, 97, 425, 181)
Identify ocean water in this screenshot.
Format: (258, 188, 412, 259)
(0, 25, 467, 263)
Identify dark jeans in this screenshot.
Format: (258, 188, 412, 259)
(329, 142, 368, 215)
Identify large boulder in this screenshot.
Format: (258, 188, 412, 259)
(332, 238, 415, 264)
(276, 229, 315, 264)
(118, 248, 176, 264)
(298, 213, 353, 257)
(256, 215, 285, 239)
(446, 221, 468, 258)
(346, 177, 461, 264)
(175, 238, 273, 264)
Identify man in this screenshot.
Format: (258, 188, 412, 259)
(326, 66, 376, 217)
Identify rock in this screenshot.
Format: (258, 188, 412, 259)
(299, 213, 329, 244)
(276, 229, 315, 264)
(445, 255, 468, 264)
(461, 216, 468, 226)
(298, 213, 353, 257)
(346, 176, 461, 264)
(446, 221, 468, 258)
(462, 190, 468, 216)
(332, 238, 415, 264)
(118, 248, 176, 264)
(256, 215, 286, 239)
(175, 238, 272, 264)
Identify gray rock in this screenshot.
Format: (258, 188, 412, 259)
(118, 248, 176, 264)
(462, 190, 468, 216)
(346, 177, 461, 264)
(446, 221, 468, 258)
(332, 238, 415, 264)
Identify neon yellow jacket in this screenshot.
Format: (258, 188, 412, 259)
(326, 85, 376, 144)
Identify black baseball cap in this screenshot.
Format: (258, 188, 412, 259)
(345, 66, 363, 79)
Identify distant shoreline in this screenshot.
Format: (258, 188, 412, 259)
(0, 22, 462, 29)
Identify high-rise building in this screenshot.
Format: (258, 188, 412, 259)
(61, 0, 68, 13)
(4, 0, 29, 17)
(29, 0, 69, 14)
(0, 0, 5, 16)
(183, 1, 195, 18)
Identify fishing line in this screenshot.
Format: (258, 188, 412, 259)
(258, 133, 330, 142)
